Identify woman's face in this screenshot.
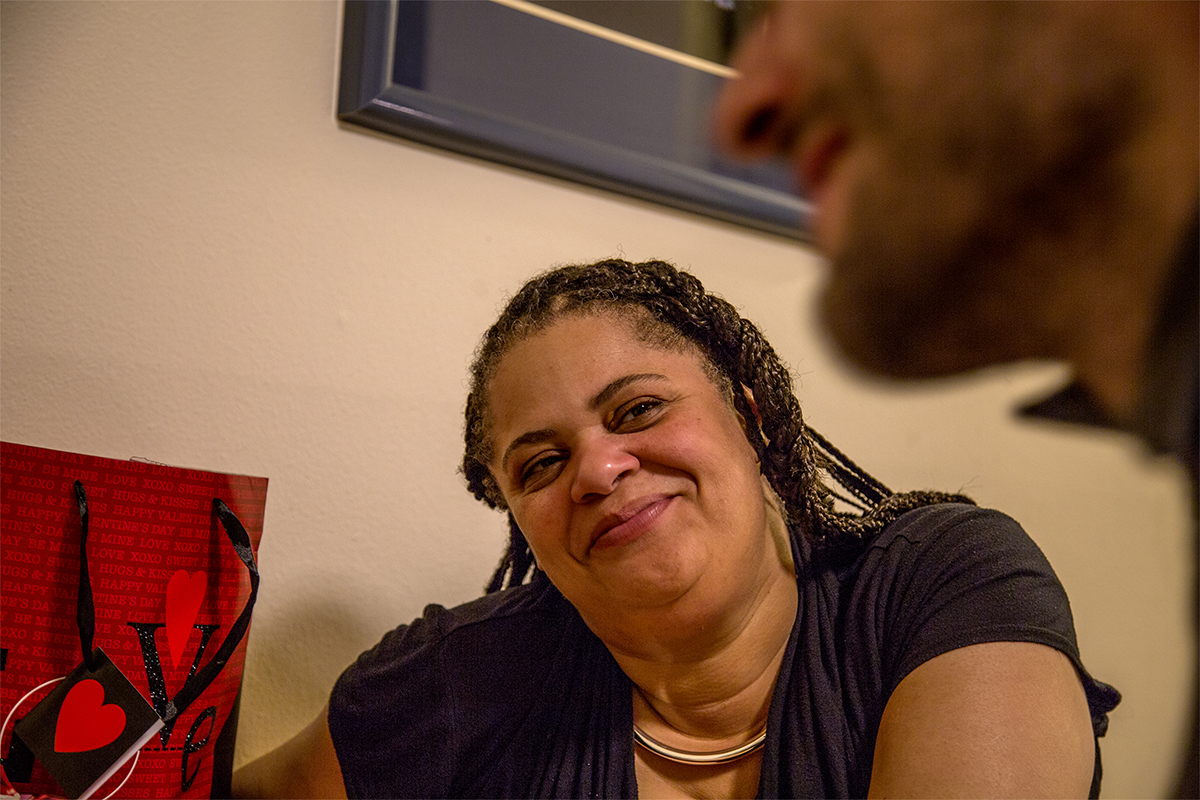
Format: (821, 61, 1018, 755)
(486, 312, 781, 641)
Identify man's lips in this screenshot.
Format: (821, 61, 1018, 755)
(589, 495, 673, 553)
(796, 123, 848, 200)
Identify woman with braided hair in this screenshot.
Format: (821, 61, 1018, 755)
(234, 259, 1118, 799)
(464, 258, 974, 593)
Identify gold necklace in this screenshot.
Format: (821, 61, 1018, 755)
(632, 724, 768, 765)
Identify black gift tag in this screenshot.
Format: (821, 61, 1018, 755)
(13, 648, 162, 799)
(3, 730, 36, 783)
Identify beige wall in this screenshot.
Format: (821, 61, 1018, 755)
(1, 2, 1191, 796)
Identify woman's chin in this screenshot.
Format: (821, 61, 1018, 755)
(564, 556, 708, 620)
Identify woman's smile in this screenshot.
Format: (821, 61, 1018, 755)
(589, 494, 675, 554)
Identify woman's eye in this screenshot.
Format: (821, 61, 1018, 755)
(520, 452, 565, 487)
(614, 398, 664, 430)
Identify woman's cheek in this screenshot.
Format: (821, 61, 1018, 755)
(514, 498, 561, 556)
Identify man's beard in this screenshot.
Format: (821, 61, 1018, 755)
(810, 8, 1146, 381)
(815, 168, 1016, 380)
(815, 118, 1135, 382)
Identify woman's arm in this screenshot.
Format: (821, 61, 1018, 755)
(231, 705, 347, 799)
(868, 641, 1095, 798)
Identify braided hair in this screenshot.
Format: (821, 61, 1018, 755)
(462, 259, 971, 592)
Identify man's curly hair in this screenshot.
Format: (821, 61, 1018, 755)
(462, 259, 971, 592)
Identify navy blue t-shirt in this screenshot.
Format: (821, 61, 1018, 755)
(329, 504, 1119, 798)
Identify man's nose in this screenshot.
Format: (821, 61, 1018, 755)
(570, 435, 639, 504)
(712, 18, 795, 159)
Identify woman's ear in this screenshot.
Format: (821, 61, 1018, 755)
(738, 384, 768, 452)
(740, 384, 763, 428)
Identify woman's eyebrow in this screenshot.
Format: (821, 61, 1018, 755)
(500, 428, 557, 472)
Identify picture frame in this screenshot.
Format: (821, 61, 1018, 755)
(337, 0, 810, 239)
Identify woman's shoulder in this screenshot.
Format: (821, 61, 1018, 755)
(840, 501, 1062, 614)
(327, 577, 622, 798)
(855, 501, 1044, 574)
(830, 501, 1082, 685)
(871, 499, 1024, 542)
(343, 576, 576, 676)
(327, 579, 582, 787)
(421, 573, 570, 630)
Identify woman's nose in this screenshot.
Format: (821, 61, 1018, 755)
(570, 436, 639, 504)
(712, 17, 796, 160)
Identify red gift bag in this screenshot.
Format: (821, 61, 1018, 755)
(1, 443, 266, 799)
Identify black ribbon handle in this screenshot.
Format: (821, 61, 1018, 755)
(73, 480, 260, 723)
(73, 482, 98, 673)
(163, 498, 259, 722)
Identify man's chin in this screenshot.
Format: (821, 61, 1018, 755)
(817, 289, 973, 382)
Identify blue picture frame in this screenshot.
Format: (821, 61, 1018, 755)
(337, 0, 810, 239)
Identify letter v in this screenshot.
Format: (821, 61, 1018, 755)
(127, 622, 220, 746)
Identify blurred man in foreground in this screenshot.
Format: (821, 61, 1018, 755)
(713, 2, 1197, 796)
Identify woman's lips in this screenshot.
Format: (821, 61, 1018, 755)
(589, 496, 673, 553)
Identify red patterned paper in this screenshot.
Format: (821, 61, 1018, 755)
(1, 442, 266, 798)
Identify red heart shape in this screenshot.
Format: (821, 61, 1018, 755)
(54, 679, 127, 753)
(165, 570, 207, 668)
